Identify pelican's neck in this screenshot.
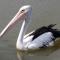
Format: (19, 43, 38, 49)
(18, 20, 27, 43)
(16, 19, 29, 49)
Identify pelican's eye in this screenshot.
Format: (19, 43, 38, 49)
(21, 9, 25, 13)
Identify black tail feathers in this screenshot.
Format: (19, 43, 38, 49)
(47, 24, 56, 28)
(47, 24, 60, 38)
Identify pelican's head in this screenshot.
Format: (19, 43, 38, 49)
(18, 5, 32, 22)
(0, 5, 32, 37)
(20, 5, 32, 13)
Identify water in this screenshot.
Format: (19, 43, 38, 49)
(0, 0, 60, 60)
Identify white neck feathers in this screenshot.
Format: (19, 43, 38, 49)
(16, 20, 29, 49)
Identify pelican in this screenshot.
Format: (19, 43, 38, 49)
(0, 5, 60, 50)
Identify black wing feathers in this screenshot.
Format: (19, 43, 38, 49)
(29, 24, 60, 40)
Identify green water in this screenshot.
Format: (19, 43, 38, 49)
(0, 0, 60, 60)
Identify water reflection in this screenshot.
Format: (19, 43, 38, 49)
(17, 38, 60, 60)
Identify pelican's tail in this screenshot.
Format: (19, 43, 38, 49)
(52, 30, 60, 38)
(47, 24, 60, 38)
(47, 24, 56, 28)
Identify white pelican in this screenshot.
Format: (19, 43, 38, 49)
(0, 5, 60, 50)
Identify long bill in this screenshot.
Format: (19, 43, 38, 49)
(0, 10, 27, 37)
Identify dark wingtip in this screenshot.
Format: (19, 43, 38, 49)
(47, 24, 56, 28)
